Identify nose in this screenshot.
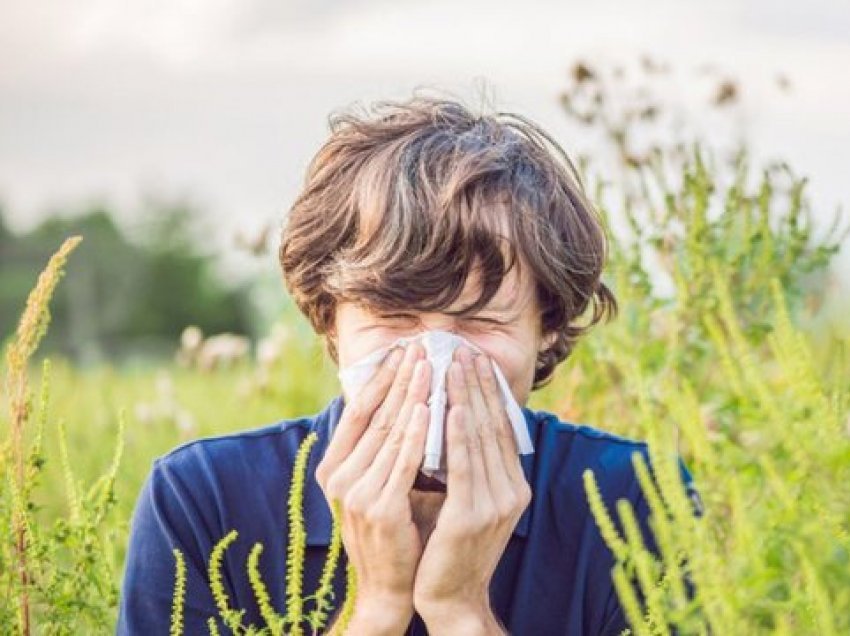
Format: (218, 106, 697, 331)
(413, 313, 461, 336)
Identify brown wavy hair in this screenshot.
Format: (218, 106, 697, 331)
(279, 89, 617, 390)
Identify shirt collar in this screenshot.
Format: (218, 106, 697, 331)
(302, 394, 538, 546)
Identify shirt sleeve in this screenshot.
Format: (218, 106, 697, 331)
(597, 454, 702, 636)
(116, 456, 226, 635)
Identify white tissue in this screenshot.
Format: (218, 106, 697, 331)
(336, 330, 534, 484)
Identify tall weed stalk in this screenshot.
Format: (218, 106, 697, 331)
(1, 236, 125, 634)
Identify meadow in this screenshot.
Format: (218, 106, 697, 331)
(2, 62, 849, 634)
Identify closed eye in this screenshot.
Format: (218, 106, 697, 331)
(374, 313, 508, 326)
(464, 316, 508, 326)
(376, 313, 418, 324)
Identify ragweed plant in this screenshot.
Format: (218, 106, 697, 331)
(581, 274, 850, 634)
(170, 548, 187, 636)
(168, 431, 355, 635)
(1, 236, 126, 635)
(537, 57, 850, 635)
(3, 58, 849, 636)
(4, 236, 83, 633)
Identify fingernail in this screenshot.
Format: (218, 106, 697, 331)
(386, 346, 405, 369)
(414, 359, 428, 378)
(404, 343, 420, 362)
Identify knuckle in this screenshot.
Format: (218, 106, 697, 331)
(399, 454, 420, 473)
(479, 368, 496, 388)
(324, 473, 346, 500)
(372, 416, 393, 433)
(315, 460, 328, 483)
(364, 381, 389, 406)
(343, 489, 366, 515)
(395, 368, 415, 392)
(517, 483, 532, 507)
(371, 406, 392, 432)
(347, 399, 372, 424)
(363, 504, 392, 526)
(387, 421, 404, 443)
(494, 497, 517, 520)
(482, 430, 500, 449)
(448, 515, 475, 536)
(468, 513, 491, 533)
(387, 430, 405, 452)
(380, 353, 404, 378)
(406, 343, 423, 361)
(485, 515, 502, 532)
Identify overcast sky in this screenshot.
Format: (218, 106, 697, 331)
(1, 0, 849, 315)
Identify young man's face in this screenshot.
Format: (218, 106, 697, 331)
(334, 261, 550, 408)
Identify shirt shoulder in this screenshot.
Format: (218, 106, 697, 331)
(131, 409, 324, 553)
(154, 398, 342, 542)
(518, 409, 701, 636)
(527, 408, 699, 513)
(155, 390, 340, 496)
(156, 412, 317, 471)
(529, 409, 652, 497)
(117, 405, 335, 634)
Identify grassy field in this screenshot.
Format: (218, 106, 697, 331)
(3, 129, 850, 633)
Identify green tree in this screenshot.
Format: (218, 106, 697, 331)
(0, 201, 253, 366)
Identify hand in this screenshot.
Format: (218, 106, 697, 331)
(315, 342, 432, 631)
(413, 346, 532, 633)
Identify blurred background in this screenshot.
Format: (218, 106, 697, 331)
(2, 0, 849, 367)
(3, 2, 850, 633)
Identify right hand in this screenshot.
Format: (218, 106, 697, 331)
(315, 342, 433, 623)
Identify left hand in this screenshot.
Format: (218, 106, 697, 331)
(413, 346, 532, 632)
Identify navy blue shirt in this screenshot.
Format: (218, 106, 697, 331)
(117, 395, 700, 635)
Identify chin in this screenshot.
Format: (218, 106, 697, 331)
(412, 471, 447, 493)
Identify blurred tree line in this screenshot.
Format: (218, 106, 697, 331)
(0, 199, 255, 367)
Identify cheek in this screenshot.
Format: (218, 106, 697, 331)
(466, 332, 537, 385)
(337, 331, 399, 367)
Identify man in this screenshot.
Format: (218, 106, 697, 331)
(117, 92, 700, 634)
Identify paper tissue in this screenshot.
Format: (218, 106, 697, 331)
(336, 330, 534, 484)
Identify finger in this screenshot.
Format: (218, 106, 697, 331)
(446, 358, 469, 409)
(449, 352, 490, 506)
(361, 359, 431, 494)
(371, 343, 425, 433)
(321, 345, 406, 473)
(460, 394, 492, 515)
(382, 402, 431, 497)
(456, 347, 490, 441)
(472, 354, 514, 496)
(338, 344, 423, 476)
(444, 402, 473, 510)
(475, 354, 523, 484)
(459, 348, 510, 494)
